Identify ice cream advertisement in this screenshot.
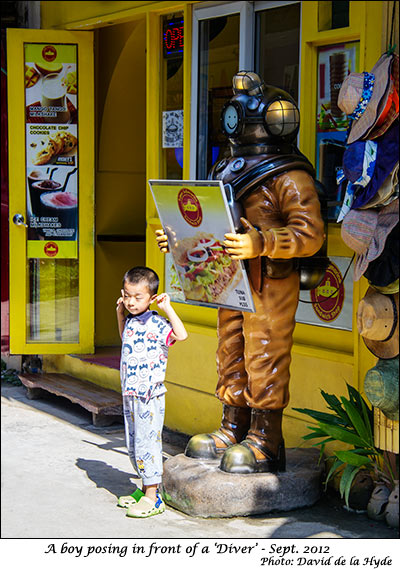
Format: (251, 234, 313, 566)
(149, 180, 255, 312)
(24, 43, 78, 259)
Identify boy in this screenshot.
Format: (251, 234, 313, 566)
(116, 266, 187, 518)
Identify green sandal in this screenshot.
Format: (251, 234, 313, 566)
(126, 495, 165, 518)
(117, 488, 145, 508)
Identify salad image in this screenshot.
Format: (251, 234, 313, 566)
(173, 233, 239, 303)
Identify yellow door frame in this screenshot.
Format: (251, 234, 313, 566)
(7, 28, 95, 354)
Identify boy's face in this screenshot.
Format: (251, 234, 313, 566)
(121, 280, 156, 316)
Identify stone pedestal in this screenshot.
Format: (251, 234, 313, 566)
(161, 448, 324, 518)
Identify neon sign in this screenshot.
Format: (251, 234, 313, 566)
(163, 19, 184, 58)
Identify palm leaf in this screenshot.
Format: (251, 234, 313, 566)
(349, 448, 380, 457)
(339, 464, 361, 507)
(340, 397, 372, 444)
(325, 458, 343, 481)
(293, 407, 344, 426)
(335, 450, 373, 467)
(320, 391, 350, 424)
(359, 397, 374, 441)
(346, 383, 374, 426)
(347, 383, 365, 409)
(317, 422, 366, 447)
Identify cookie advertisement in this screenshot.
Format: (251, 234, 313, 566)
(26, 124, 78, 167)
(149, 180, 255, 313)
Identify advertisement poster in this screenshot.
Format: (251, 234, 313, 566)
(24, 43, 78, 258)
(316, 42, 359, 220)
(149, 180, 255, 312)
(296, 257, 353, 331)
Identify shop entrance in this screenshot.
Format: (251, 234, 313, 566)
(94, 18, 147, 348)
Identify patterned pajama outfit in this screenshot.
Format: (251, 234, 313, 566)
(120, 310, 175, 486)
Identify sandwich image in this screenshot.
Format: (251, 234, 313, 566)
(173, 232, 239, 304)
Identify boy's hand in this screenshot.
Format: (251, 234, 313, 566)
(155, 228, 169, 253)
(156, 293, 171, 312)
(116, 296, 125, 314)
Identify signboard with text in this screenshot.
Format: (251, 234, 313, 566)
(24, 43, 78, 258)
(149, 180, 255, 312)
(296, 257, 353, 331)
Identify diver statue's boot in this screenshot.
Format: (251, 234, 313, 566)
(185, 404, 251, 459)
(220, 408, 286, 473)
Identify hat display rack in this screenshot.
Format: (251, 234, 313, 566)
(335, 4, 399, 527)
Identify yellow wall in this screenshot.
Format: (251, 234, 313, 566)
(39, 1, 387, 448)
(94, 19, 147, 345)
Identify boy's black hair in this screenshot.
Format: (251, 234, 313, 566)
(122, 266, 159, 296)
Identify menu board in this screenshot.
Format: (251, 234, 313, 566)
(149, 180, 255, 312)
(24, 43, 78, 259)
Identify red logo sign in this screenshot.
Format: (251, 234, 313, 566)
(178, 188, 203, 227)
(42, 45, 57, 62)
(44, 242, 59, 257)
(310, 262, 345, 322)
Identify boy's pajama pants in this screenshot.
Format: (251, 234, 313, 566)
(123, 394, 165, 486)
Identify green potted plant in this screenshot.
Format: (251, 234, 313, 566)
(293, 383, 397, 509)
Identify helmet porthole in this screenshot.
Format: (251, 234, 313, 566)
(264, 99, 300, 137)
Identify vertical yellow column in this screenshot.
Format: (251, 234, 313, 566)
(146, 11, 164, 288)
(183, 2, 192, 181)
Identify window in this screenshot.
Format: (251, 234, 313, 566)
(196, 14, 240, 179)
(161, 13, 184, 180)
(255, 3, 300, 103)
(191, 2, 300, 179)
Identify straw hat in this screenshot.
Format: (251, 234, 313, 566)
(338, 53, 393, 144)
(357, 288, 399, 359)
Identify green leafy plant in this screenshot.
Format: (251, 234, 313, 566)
(293, 383, 396, 507)
(1, 359, 22, 386)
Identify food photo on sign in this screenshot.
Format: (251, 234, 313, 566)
(26, 165, 78, 243)
(148, 180, 255, 312)
(27, 124, 78, 167)
(24, 43, 77, 125)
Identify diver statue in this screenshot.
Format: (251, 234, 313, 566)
(156, 71, 327, 473)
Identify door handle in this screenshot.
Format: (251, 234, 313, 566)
(13, 214, 28, 228)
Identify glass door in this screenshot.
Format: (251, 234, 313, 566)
(7, 28, 94, 354)
(190, 1, 300, 179)
(190, 1, 253, 178)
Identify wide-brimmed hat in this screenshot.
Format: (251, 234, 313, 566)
(359, 163, 399, 209)
(357, 288, 399, 359)
(338, 53, 393, 144)
(335, 139, 378, 222)
(365, 223, 399, 287)
(352, 121, 399, 209)
(342, 140, 377, 185)
(366, 53, 399, 140)
(341, 198, 399, 280)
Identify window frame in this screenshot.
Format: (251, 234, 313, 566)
(190, 0, 301, 178)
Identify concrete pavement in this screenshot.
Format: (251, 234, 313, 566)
(1, 381, 399, 541)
